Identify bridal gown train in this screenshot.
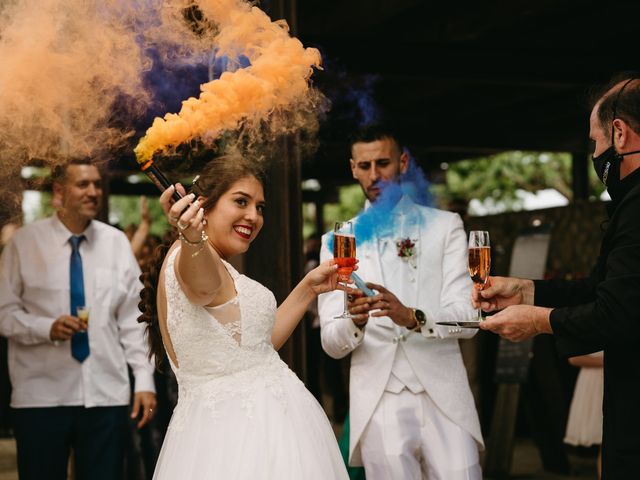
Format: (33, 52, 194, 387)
(153, 248, 348, 479)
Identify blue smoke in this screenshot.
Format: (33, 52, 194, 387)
(141, 48, 209, 123)
(346, 74, 381, 126)
(327, 153, 433, 250)
(133, 48, 252, 138)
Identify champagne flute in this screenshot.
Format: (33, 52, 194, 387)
(333, 222, 356, 320)
(468, 231, 491, 322)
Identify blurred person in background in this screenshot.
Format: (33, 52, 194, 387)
(0, 159, 156, 480)
(564, 352, 604, 480)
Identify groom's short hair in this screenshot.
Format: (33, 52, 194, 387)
(348, 124, 405, 155)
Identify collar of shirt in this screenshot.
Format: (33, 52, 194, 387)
(51, 215, 96, 247)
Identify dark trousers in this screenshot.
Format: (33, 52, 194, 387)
(12, 405, 128, 480)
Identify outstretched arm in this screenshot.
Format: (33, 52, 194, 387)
(272, 260, 341, 350)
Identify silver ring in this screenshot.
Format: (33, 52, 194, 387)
(177, 221, 188, 231)
(169, 215, 179, 223)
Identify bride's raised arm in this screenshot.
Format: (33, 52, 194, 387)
(159, 185, 229, 306)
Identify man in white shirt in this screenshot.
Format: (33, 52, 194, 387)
(0, 159, 156, 480)
(318, 125, 483, 479)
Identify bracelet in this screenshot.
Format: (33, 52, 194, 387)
(179, 230, 208, 257)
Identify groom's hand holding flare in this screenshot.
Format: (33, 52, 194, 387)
(472, 276, 553, 342)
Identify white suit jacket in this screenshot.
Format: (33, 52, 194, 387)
(318, 197, 484, 465)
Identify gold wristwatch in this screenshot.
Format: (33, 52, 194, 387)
(410, 308, 427, 331)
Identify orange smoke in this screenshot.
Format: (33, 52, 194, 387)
(134, 0, 322, 163)
(0, 0, 148, 167)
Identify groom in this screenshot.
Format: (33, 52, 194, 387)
(318, 125, 483, 479)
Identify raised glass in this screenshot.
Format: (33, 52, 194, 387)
(333, 222, 356, 320)
(468, 230, 491, 322)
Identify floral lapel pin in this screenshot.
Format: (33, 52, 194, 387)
(396, 237, 418, 268)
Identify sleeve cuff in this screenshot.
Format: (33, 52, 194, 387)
(419, 312, 438, 338)
(132, 370, 156, 394)
(32, 316, 57, 343)
(347, 319, 366, 344)
(533, 279, 554, 307)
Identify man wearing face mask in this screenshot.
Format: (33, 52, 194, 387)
(473, 74, 640, 479)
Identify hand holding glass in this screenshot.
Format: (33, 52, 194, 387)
(468, 231, 491, 322)
(77, 306, 89, 329)
(333, 222, 356, 320)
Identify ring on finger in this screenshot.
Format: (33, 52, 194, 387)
(177, 221, 188, 231)
(169, 215, 179, 223)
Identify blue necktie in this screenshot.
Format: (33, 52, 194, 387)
(69, 235, 90, 362)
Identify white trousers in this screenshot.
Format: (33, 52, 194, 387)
(359, 389, 482, 480)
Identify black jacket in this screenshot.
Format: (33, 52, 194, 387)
(534, 168, 640, 480)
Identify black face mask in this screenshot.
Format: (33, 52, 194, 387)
(592, 146, 640, 200)
(592, 146, 622, 197)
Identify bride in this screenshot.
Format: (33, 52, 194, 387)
(138, 153, 349, 479)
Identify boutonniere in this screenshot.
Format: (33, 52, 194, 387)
(396, 237, 418, 268)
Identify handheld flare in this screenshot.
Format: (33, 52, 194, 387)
(139, 160, 182, 202)
(133, 0, 322, 163)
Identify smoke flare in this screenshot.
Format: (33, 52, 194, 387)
(0, 0, 324, 176)
(135, 0, 323, 163)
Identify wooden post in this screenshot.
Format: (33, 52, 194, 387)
(571, 151, 589, 201)
(243, 134, 306, 379)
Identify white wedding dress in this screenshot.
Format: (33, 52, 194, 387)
(153, 248, 348, 479)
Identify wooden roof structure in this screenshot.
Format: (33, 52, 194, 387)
(295, 0, 639, 187)
(103, 0, 639, 197)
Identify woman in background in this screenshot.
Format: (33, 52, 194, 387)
(564, 351, 604, 479)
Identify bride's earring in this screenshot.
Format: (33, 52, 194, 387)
(202, 218, 208, 226)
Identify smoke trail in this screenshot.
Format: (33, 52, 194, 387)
(135, 0, 324, 163)
(346, 74, 381, 126)
(0, 0, 325, 177)
(327, 154, 434, 250)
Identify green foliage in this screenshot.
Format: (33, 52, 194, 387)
(32, 191, 55, 222)
(434, 151, 606, 210)
(302, 184, 365, 238)
(109, 195, 170, 237)
(321, 184, 365, 234)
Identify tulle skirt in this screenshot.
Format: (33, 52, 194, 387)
(153, 366, 349, 479)
(564, 367, 604, 447)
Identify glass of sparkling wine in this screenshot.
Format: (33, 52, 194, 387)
(333, 222, 356, 320)
(468, 231, 491, 322)
(77, 306, 90, 329)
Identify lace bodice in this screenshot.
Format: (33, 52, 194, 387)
(164, 248, 293, 427)
(165, 247, 280, 377)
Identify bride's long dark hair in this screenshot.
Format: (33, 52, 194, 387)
(138, 153, 266, 370)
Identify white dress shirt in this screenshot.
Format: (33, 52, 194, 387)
(0, 215, 155, 408)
